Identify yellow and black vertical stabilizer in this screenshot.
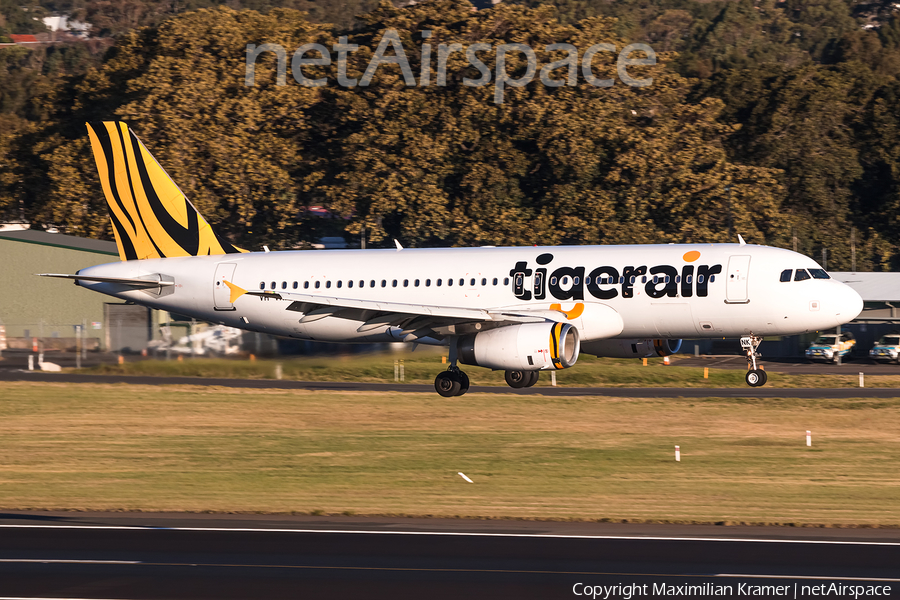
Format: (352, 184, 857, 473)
(86, 121, 245, 261)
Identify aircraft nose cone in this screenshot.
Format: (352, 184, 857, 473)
(834, 283, 863, 324)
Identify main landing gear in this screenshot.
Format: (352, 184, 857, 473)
(434, 367, 470, 397)
(505, 370, 540, 389)
(741, 334, 768, 387)
(434, 338, 470, 397)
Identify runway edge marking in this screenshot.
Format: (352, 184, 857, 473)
(0, 524, 897, 546)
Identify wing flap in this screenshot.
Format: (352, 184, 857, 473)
(225, 280, 494, 321)
(224, 280, 580, 332)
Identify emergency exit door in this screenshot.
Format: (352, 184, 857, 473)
(214, 263, 237, 311)
(725, 255, 751, 303)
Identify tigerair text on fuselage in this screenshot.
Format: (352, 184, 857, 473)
(509, 252, 723, 301)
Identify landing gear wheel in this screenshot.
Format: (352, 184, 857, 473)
(505, 370, 530, 388)
(435, 370, 469, 397)
(457, 371, 470, 395)
(434, 372, 461, 397)
(524, 371, 540, 388)
(745, 369, 767, 387)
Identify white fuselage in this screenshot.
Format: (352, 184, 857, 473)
(73, 243, 863, 344)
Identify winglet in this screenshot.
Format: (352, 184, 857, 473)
(738, 234, 746, 246)
(549, 302, 585, 320)
(223, 280, 247, 304)
(394, 239, 403, 251)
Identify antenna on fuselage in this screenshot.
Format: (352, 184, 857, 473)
(737, 234, 746, 246)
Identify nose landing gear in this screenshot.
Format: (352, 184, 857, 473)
(741, 335, 767, 387)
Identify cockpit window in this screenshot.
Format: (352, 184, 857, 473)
(809, 268, 830, 280)
(780, 269, 792, 282)
(794, 269, 811, 281)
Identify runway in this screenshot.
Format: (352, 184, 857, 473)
(1, 370, 899, 398)
(5, 349, 899, 375)
(0, 512, 896, 599)
(675, 355, 900, 376)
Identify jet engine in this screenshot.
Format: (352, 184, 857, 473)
(459, 323, 580, 371)
(581, 338, 683, 359)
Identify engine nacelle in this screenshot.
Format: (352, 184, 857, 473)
(581, 338, 683, 359)
(459, 323, 580, 371)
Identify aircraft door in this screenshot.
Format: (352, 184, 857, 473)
(725, 255, 751, 303)
(214, 263, 237, 311)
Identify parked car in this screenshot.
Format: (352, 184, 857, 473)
(869, 334, 900, 364)
(805, 332, 856, 363)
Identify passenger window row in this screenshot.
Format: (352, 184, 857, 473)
(780, 268, 831, 282)
(258, 273, 720, 291)
(259, 277, 513, 291)
(587, 274, 713, 285)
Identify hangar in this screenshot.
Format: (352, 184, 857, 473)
(0, 229, 154, 352)
(832, 272, 900, 322)
(829, 272, 900, 353)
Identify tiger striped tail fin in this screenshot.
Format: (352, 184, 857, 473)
(86, 121, 245, 261)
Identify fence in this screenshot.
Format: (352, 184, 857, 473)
(0, 315, 395, 360)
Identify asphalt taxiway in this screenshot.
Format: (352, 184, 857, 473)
(0, 512, 896, 599)
(2, 370, 899, 398)
(4, 349, 900, 374)
(675, 355, 900, 376)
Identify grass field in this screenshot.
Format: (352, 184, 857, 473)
(76, 352, 900, 388)
(1, 381, 898, 526)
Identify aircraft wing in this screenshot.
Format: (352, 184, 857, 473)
(224, 280, 570, 341)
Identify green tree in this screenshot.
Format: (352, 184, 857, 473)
(18, 7, 329, 246)
(707, 64, 867, 268)
(303, 1, 786, 247)
(0, 0, 49, 35)
(2, 1, 807, 256)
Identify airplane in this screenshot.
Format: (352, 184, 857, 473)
(41, 122, 864, 396)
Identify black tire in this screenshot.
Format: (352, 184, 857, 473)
(758, 370, 768, 386)
(525, 371, 540, 387)
(456, 371, 470, 396)
(435, 372, 461, 397)
(505, 370, 529, 388)
(745, 369, 763, 387)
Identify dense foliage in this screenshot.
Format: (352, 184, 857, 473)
(1, 0, 900, 269)
(1, 0, 379, 38)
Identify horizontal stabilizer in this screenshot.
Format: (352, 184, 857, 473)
(38, 273, 175, 289)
